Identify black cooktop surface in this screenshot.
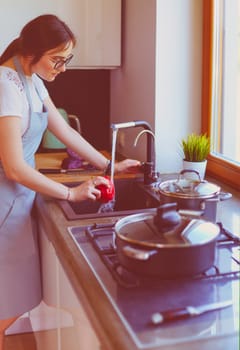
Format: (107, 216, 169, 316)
(69, 221, 240, 349)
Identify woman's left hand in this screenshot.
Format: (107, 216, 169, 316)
(114, 159, 141, 173)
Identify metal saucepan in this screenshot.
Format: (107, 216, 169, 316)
(157, 170, 232, 222)
(114, 203, 220, 278)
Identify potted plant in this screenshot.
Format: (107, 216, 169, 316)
(181, 133, 210, 179)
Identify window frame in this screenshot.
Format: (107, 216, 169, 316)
(202, 0, 240, 189)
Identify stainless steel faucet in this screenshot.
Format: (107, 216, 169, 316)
(111, 120, 157, 184)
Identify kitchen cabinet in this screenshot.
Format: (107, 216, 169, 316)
(38, 223, 100, 350)
(0, 0, 121, 68)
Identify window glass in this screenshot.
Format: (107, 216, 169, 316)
(211, 0, 240, 165)
(202, 0, 240, 189)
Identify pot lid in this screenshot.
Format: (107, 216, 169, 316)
(115, 206, 220, 248)
(158, 175, 221, 199)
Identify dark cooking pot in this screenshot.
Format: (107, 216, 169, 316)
(114, 203, 220, 278)
(157, 170, 232, 222)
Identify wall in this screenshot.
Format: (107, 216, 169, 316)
(155, 0, 203, 172)
(110, 0, 203, 173)
(110, 0, 156, 161)
(45, 70, 110, 150)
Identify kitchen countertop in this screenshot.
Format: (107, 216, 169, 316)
(35, 152, 240, 350)
(35, 151, 104, 182)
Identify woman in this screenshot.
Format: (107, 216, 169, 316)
(0, 14, 140, 348)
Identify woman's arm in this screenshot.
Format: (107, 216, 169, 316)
(0, 116, 108, 202)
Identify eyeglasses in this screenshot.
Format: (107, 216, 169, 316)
(53, 54, 74, 70)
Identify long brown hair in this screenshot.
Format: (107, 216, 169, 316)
(0, 14, 76, 65)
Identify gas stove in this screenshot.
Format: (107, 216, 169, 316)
(68, 218, 240, 349)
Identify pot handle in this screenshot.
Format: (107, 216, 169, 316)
(218, 191, 232, 201)
(178, 209, 204, 218)
(122, 246, 158, 261)
(205, 191, 232, 203)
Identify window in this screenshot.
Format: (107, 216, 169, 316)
(202, 0, 240, 189)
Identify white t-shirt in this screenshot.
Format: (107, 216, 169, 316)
(0, 66, 49, 135)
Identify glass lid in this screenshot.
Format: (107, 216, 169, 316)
(159, 178, 221, 198)
(115, 212, 220, 248)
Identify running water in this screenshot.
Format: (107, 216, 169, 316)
(110, 128, 118, 183)
(98, 128, 118, 213)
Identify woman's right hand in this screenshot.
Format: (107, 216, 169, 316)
(69, 176, 110, 202)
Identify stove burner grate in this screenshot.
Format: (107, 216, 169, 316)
(85, 222, 240, 288)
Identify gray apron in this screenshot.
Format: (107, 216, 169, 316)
(0, 57, 48, 319)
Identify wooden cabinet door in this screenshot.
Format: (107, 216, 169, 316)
(0, 0, 121, 68)
(39, 223, 100, 349)
(39, 224, 59, 307)
(58, 262, 100, 349)
(68, 0, 121, 68)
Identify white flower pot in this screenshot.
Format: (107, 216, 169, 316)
(182, 160, 207, 180)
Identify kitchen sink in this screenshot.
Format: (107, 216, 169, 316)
(58, 178, 160, 220)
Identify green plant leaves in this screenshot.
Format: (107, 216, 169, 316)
(181, 133, 210, 162)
